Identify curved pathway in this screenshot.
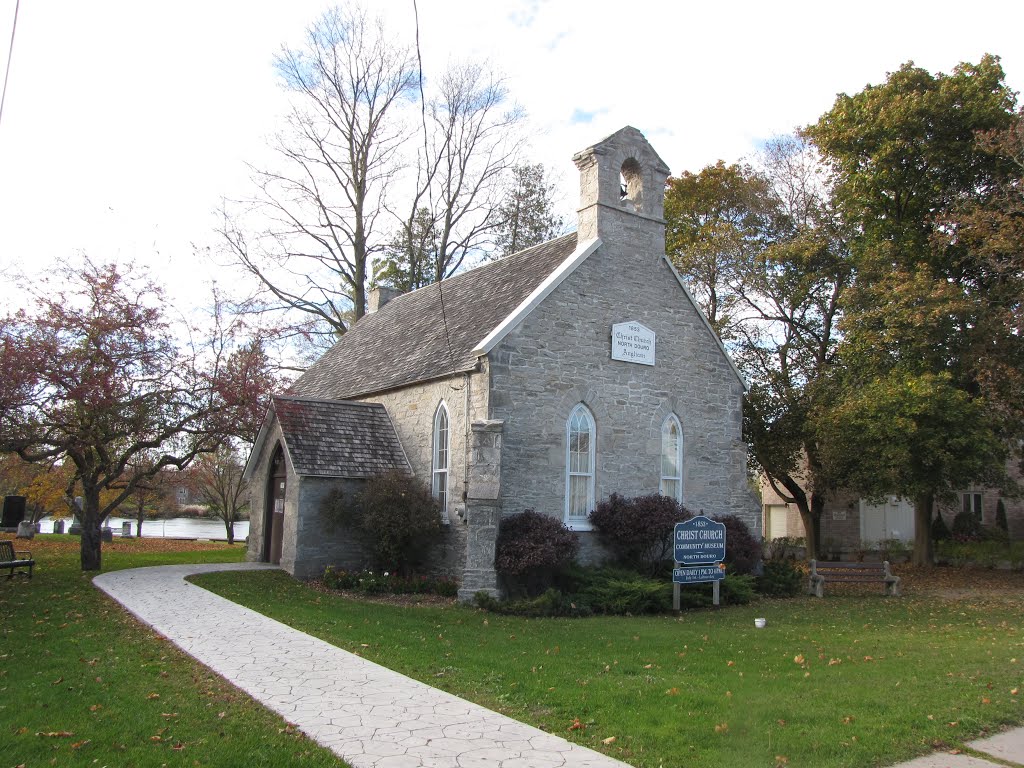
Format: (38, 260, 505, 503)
(93, 563, 629, 768)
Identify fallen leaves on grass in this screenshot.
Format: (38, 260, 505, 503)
(36, 731, 74, 738)
(602, 736, 617, 745)
(568, 718, 585, 731)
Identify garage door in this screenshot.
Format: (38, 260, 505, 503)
(859, 497, 914, 544)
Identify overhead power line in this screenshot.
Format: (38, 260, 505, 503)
(0, 0, 20, 130)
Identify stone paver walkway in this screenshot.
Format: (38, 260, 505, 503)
(93, 563, 628, 768)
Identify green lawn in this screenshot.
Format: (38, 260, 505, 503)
(193, 567, 1024, 768)
(4, 535, 1021, 768)
(0, 534, 348, 768)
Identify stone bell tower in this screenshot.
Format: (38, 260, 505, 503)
(572, 126, 671, 245)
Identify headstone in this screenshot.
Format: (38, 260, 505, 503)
(101, 526, 113, 542)
(2, 495, 27, 528)
(16, 520, 34, 539)
(121, 521, 133, 538)
(68, 497, 83, 535)
(53, 519, 65, 534)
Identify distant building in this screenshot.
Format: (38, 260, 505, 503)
(761, 456, 1023, 553)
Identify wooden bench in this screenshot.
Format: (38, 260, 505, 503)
(808, 560, 899, 597)
(0, 540, 35, 579)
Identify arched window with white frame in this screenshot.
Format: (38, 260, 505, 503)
(432, 401, 450, 523)
(660, 414, 683, 503)
(565, 404, 596, 526)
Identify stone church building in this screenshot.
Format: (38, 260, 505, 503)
(244, 127, 759, 599)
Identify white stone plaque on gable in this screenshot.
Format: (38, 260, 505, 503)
(611, 321, 655, 366)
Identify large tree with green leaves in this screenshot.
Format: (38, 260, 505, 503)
(806, 55, 1020, 564)
(664, 161, 780, 340)
(664, 138, 851, 558)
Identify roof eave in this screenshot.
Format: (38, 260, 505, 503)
(472, 237, 602, 357)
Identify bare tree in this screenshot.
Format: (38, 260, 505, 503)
(190, 446, 248, 545)
(403, 61, 526, 281)
(219, 5, 418, 346)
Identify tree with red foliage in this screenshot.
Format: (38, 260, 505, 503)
(0, 259, 269, 570)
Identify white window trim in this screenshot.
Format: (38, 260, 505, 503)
(565, 404, 596, 530)
(432, 401, 450, 524)
(660, 414, 683, 503)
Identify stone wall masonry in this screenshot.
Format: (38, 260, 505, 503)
(489, 239, 760, 551)
(289, 476, 365, 580)
(354, 371, 490, 581)
(458, 420, 505, 600)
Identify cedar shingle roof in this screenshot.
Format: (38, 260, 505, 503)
(290, 233, 579, 399)
(272, 396, 410, 478)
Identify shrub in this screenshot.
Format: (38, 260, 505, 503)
(878, 538, 909, 562)
(571, 566, 672, 615)
(494, 510, 579, 597)
(321, 566, 458, 597)
(321, 471, 443, 575)
(673, 573, 756, 608)
(714, 514, 760, 574)
(931, 512, 951, 542)
(763, 536, 806, 562)
(951, 509, 983, 542)
(589, 493, 688, 574)
(996, 499, 1009, 533)
(755, 559, 803, 597)
(474, 588, 588, 617)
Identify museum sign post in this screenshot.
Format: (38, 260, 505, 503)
(672, 515, 727, 609)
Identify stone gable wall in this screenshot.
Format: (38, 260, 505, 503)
(488, 238, 760, 559)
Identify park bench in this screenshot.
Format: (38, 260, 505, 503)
(808, 559, 899, 598)
(0, 540, 35, 579)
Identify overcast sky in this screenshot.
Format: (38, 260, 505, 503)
(1, 0, 1022, 310)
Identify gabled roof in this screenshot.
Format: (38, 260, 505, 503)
(290, 233, 579, 400)
(244, 396, 411, 480)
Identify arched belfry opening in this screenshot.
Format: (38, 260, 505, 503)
(264, 444, 286, 565)
(619, 157, 643, 205)
(572, 126, 671, 240)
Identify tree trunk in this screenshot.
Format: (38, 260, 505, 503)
(79, 487, 103, 570)
(797, 502, 822, 560)
(225, 518, 235, 545)
(913, 492, 935, 567)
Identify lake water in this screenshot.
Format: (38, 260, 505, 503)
(40, 516, 250, 542)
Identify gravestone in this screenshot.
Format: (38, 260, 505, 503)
(68, 497, 83, 535)
(16, 520, 34, 539)
(53, 519, 65, 534)
(121, 521, 133, 538)
(101, 526, 113, 542)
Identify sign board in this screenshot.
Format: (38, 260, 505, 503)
(674, 515, 727, 565)
(611, 321, 655, 366)
(673, 565, 726, 584)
